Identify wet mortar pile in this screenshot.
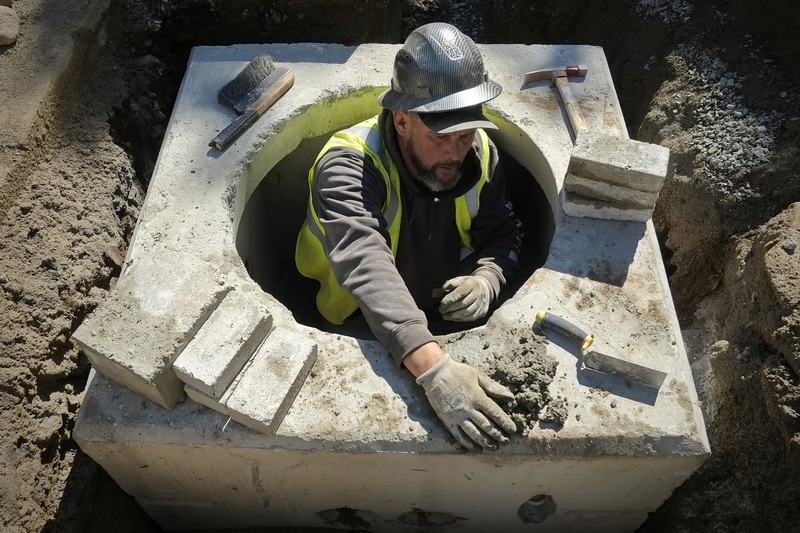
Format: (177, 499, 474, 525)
(484, 327, 564, 432)
(440, 324, 563, 435)
(1, 0, 799, 532)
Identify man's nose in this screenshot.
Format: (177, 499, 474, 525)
(441, 135, 465, 159)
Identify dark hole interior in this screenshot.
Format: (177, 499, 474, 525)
(236, 127, 554, 330)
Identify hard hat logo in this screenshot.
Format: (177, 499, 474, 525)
(377, 22, 502, 115)
(437, 39, 465, 61)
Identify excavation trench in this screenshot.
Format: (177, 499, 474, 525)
(0, 0, 800, 531)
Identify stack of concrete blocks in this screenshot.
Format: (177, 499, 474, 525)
(72, 248, 317, 435)
(562, 131, 671, 222)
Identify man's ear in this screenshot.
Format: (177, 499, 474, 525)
(393, 110, 411, 137)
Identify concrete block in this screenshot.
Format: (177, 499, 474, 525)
(73, 43, 709, 532)
(568, 132, 670, 193)
(562, 191, 654, 222)
(173, 291, 272, 398)
(564, 173, 659, 209)
(72, 249, 230, 409)
(182, 340, 257, 415)
(225, 327, 318, 435)
(184, 325, 318, 437)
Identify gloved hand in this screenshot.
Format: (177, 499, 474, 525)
(439, 275, 494, 322)
(416, 353, 517, 452)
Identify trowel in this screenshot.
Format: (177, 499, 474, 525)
(534, 310, 668, 389)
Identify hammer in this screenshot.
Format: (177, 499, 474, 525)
(522, 64, 671, 222)
(523, 65, 589, 138)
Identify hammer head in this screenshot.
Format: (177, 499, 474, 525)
(523, 65, 588, 84)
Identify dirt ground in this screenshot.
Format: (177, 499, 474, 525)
(1, 0, 799, 532)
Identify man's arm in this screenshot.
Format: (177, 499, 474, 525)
(312, 148, 436, 362)
(402, 341, 444, 376)
(439, 142, 522, 322)
(314, 148, 517, 452)
(469, 147, 522, 290)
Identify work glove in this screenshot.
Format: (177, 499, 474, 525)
(416, 353, 517, 452)
(439, 275, 494, 322)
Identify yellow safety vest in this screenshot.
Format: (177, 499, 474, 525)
(295, 116, 491, 325)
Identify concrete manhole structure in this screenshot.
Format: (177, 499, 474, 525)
(72, 42, 710, 532)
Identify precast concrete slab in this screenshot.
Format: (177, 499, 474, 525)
(73, 42, 710, 532)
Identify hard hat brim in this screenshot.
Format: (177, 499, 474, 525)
(417, 105, 498, 134)
(377, 79, 502, 114)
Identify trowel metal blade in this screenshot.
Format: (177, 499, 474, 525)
(582, 350, 667, 389)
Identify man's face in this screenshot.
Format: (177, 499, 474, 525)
(393, 111, 476, 192)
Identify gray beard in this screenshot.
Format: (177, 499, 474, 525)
(416, 168, 462, 192)
(406, 136, 462, 192)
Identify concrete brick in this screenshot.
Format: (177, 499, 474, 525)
(184, 325, 319, 436)
(564, 172, 659, 209)
(562, 191, 654, 222)
(568, 132, 670, 193)
(182, 340, 257, 415)
(224, 327, 318, 435)
(72, 249, 230, 409)
(173, 291, 272, 398)
(184, 385, 226, 414)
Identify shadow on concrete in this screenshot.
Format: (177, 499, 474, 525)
(42, 449, 163, 533)
(547, 216, 648, 287)
(576, 364, 660, 406)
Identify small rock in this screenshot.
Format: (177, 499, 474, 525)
(782, 238, 797, 254)
(0, 5, 19, 45)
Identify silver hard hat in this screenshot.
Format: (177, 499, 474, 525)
(378, 23, 502, 116)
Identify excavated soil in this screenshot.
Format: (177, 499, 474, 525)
(1, 0, 799, 532)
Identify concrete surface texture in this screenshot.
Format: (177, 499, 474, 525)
(71, 41, 709, 532)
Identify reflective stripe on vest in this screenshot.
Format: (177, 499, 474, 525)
(295, 116, 490, 325)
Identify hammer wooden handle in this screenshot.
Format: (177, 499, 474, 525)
(523, 65, 589, 137)
(554, 76, 589, 135)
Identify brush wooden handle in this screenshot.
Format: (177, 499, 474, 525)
(210, 69, 295, 151)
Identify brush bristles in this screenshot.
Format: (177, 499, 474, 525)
(217, 54, 276, 109)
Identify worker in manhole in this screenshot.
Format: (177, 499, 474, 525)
(296, 22, 521, 452)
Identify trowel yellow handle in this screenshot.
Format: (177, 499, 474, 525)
(535, 310, 594, 351)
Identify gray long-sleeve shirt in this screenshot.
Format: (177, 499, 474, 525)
(310, 110, 520, 365)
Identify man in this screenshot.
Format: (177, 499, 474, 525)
(296, 23, 521, 452)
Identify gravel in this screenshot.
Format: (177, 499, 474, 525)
(674, 41, 787, 197)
